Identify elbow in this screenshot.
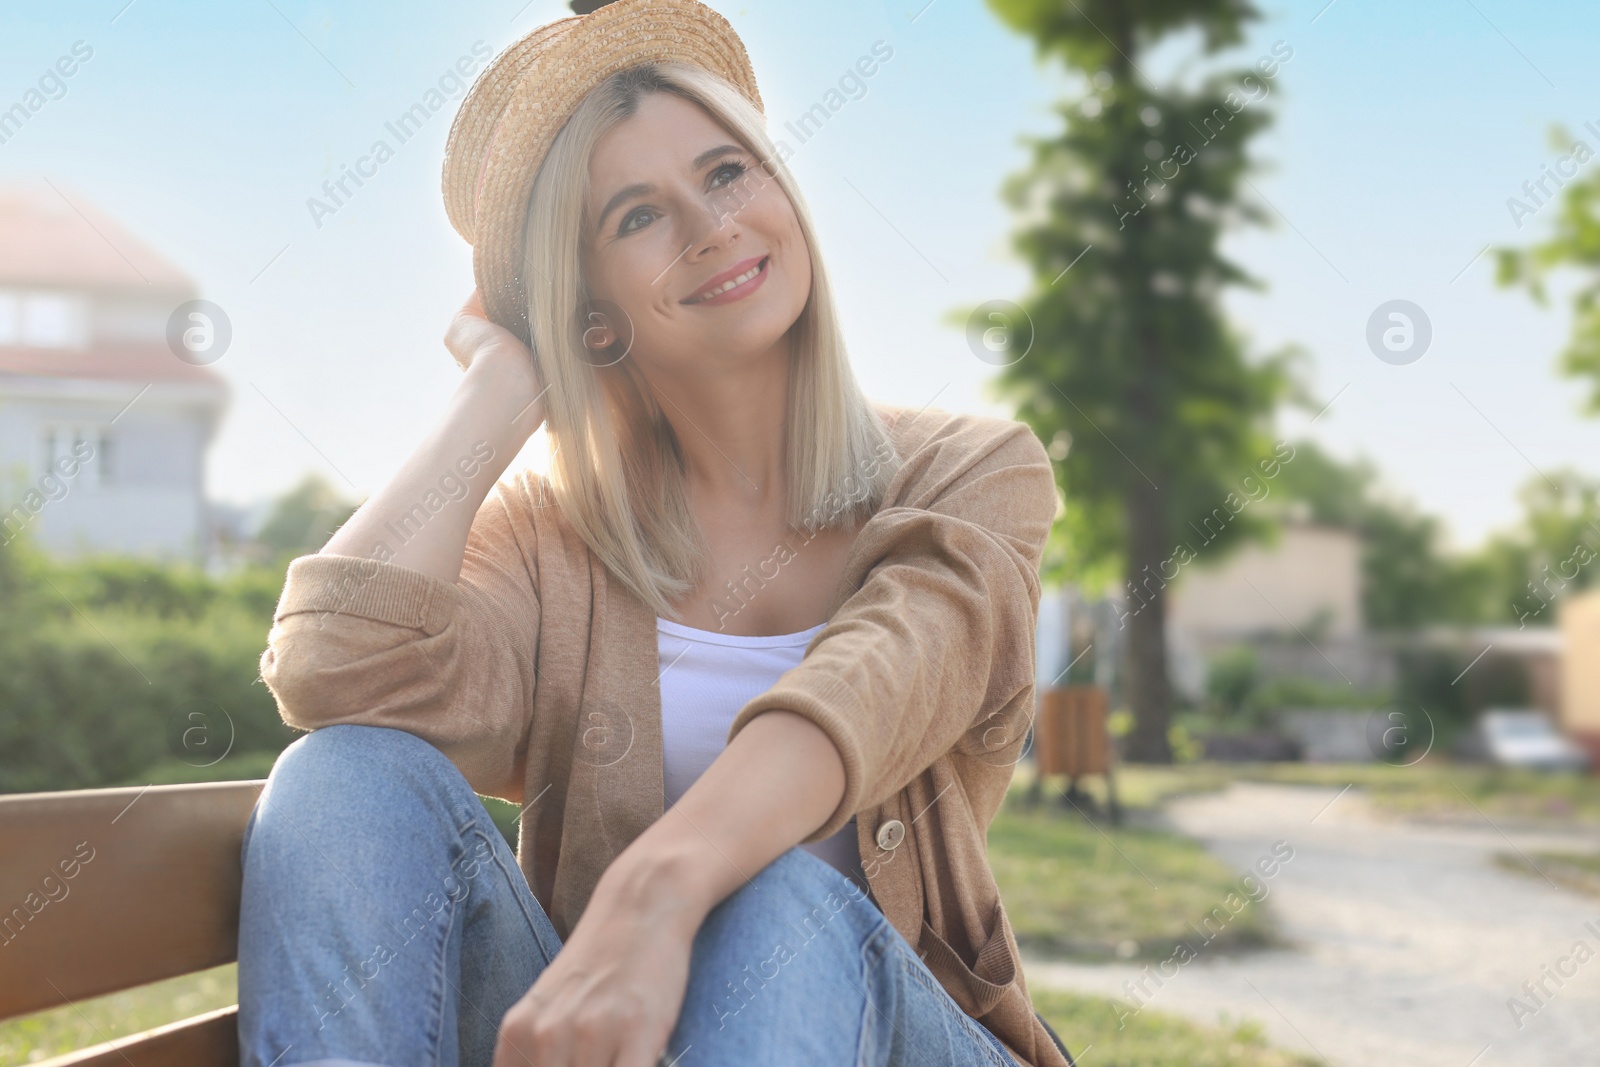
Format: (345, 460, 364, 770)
(258, 623, 381, 730)
(259, 637, 335, 731)
(258, 617, 453, 732)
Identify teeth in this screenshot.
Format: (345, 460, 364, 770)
(691, 260, 764, 302)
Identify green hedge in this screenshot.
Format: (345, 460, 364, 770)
(0, 538, 297, 794)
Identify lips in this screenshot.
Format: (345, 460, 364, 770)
(682, 255, 769, 305)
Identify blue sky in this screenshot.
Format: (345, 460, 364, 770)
(3, 0, 1599, 548)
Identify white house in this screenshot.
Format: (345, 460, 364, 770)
(0, 181, 227, 561)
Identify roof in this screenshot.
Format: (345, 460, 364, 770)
(0, 342, 229, 394)
(0, 180, 224, 392)
(1405, 625, 1563, 655)
(0, 180, 193, 292)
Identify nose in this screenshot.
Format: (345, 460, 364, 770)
(685, 189, 741, 260)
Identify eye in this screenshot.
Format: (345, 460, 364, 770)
(618, 206, 658, 235)
(709, 159, 747, 187)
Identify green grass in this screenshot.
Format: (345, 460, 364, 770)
(0, 780, 1298, 1063)
(0, 965, 236, 1066)
(988, 797, 1282, 960)
(1034, 987, 1324, 1066)
(1031, 760, 1600, 826)
(0, 968, 1323, 1067)
(1215, 760, 1600, 823)
(1494, 849, 1600, 897)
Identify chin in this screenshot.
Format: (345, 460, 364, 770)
(706, 298, 804, 356)
(704, 320, 794, 362)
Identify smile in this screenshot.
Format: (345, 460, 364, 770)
(682, 255, 769, 305)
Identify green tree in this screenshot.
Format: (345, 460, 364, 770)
(1276, 441, 1600, 630)
(256, 473, 359, 564)
(1493, 146, 1600, 624)
(1496, 126, 1600, 413)
(986, 0, 1295, 761)
(1275, 440, 1490, 627)
(1480, 471, 1600, 628)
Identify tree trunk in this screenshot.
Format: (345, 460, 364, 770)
(1122, 479, 1173, 763)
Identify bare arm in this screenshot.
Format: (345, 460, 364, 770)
(493, 712, 845, 1067)
(322, 291, 546, 581)
(604, 709, 846, 917)
(259, 292, 549, 798)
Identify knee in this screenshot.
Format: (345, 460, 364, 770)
(751, 848, 862, 903)
(676, 851, 889, 1050)
(268, 725, 458, 798)
(249, 725, 479, 852)
(702, 848, 882, 950)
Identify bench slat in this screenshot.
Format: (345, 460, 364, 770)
(30, 1005, 238, 1067)
(0, 780, 265, 1021)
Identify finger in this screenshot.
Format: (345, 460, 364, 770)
(492, 995, 548, 1067)
(492, 1025, 537, 1067)
(523, 986, 581, 1067)
(583, 996, 655, 1067)
(444, 315, 492, 369)
(615, 1022, 675, 1067)
(463, 289, 487, 318)
(566, 1016, 612, 1067)
(541, 976, 611, 1067)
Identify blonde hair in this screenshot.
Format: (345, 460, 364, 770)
(520, 61, 897, 617)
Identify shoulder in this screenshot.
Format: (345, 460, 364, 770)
(870, 402, 1051, 496)
(865, 402, 1056, 560)
(472, 467, 574, 556)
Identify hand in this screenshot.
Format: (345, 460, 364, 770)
(492, 862, 701, 1067)
(443, 289, 530, 369)
(445, 289, 547, 437)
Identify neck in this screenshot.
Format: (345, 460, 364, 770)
(649, 333, 791, 505)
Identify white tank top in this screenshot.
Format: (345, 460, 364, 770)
(656, 616, 866, 887)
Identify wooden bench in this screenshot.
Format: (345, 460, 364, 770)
(0, 780, 265, 1066)
(2, 778, 1080, 1066)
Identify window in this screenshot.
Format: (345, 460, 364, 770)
(40, 424, 109, 486)
(97, 430, 113, 487)
(0, 289, 88, 348)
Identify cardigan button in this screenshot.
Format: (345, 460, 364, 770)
(875, 819, 905, 851)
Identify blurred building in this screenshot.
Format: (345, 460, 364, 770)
(1560, 591, 1600, 766)
(0, 182, 227, 561)
(1166, 521, 1393, 696)
(1397, 625, 1562, 716)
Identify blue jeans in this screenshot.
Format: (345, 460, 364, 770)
(237, 724, 1022, 1067)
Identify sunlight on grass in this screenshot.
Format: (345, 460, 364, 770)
(988, 799, 1282, 960)
(1035, 987, 1324, 1067)
(0, 965, 236, 1066)
(1016, 760, 1600, 826)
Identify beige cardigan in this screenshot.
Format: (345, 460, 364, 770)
(259, 404, 1070, 1067)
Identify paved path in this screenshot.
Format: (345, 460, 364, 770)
(1022, 782, 1600, 1067)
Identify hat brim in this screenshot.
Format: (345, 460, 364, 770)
(441, 0, 763, 346)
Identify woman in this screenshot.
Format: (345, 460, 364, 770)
(238, 3, 1069, 1066)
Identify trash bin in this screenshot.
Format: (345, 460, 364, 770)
(1029, 685, 1120, 823)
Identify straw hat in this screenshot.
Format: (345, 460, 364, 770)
(441, 0, 765, 345)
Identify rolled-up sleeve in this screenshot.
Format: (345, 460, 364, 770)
(727, 419, 1058, 841)
(258, 482, 541, 800)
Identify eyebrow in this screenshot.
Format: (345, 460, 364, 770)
(593, 143, 747, 234)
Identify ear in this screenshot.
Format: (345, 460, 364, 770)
(580, 308, 615, 350)
(575, 297, 633, 368)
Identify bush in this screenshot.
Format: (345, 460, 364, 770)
(0, 537, 297, 793)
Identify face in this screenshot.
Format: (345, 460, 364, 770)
(581, 91, 811, 379)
